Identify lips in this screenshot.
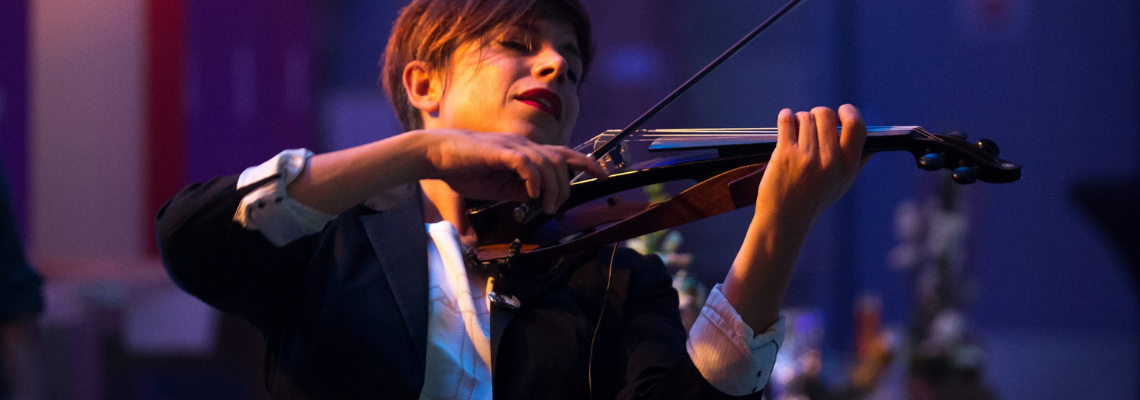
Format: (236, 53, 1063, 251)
(515, 88, 562, 121)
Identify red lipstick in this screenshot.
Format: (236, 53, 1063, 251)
(515, 88, 562, 121)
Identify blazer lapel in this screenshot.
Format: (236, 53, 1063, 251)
(360, 191, 429, 365)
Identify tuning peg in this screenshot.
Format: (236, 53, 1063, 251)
(948, 131, 967, 140)
(952, 166, 977, 184)
(918, 153, 945, 171)
(976, 138, 1000, 157)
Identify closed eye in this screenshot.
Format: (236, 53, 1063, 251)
(497, 40, 532, 53)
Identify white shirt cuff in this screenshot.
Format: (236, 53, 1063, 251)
(686, 284, 785, 396)
(232, 148, 335, 246)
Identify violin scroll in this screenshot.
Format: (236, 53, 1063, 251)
(901, 128, 1020, 184)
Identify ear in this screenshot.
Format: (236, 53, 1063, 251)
(403, 60, 442, 116)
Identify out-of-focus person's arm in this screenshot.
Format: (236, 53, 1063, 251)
(0, 162, 45, 400)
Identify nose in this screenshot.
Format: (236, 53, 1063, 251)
(532, 46, 569, 86)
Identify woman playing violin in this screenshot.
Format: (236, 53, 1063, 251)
(156, 0, 868, 398)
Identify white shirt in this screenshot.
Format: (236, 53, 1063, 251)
(420, 221, 493, 400)
(234, 149, 785, 397)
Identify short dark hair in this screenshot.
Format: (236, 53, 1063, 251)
(381, 0, 593, 131)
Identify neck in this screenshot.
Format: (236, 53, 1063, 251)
(420, 179, 479, 248)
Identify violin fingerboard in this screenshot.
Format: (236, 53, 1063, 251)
(645, 126, 918, 152)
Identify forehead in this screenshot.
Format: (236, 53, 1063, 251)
(444, 18, 584, 75)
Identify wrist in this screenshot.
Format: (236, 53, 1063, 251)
(395, 129, 440, 180)
(722, 207, 815, 326)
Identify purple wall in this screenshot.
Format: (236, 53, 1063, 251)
(186, 1, 315, 184)
(0, 0, 28, 233)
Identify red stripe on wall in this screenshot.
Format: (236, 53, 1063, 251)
(145, 0, 186, 257)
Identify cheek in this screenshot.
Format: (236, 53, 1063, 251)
(464, 73, 512, 112)
(441, 79, 502, 129)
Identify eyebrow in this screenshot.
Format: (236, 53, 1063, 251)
(509, 23, 582, 66)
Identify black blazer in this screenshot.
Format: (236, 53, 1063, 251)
(157, 175, 756, 399)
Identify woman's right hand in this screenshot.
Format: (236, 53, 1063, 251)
(419, 129, 608, 214)
(288, 129, 607, 216)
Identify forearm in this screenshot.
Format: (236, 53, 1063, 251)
(720, 209, 813, 333)
(722, 105, 866, 333)
(288, 131, 432, 215)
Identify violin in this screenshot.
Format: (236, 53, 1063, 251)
(468, 126, 1020, 264)
(466, 0, 1022, 266)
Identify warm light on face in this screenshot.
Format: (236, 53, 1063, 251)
(425, 19, 582, 146)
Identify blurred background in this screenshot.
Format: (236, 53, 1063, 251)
(0, 0, 1136, 399)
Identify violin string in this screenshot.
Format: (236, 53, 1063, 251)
(914, 127, 945, 143)
(637, 134, 778, 137)
(582, 127, 935, 151)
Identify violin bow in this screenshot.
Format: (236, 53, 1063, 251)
(587, 0, 805, 161)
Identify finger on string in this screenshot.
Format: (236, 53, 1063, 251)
(515, 145, 560, 214)
(812, 107, 839, 157)
(796, 111, 817, 152)
(553, 152, 571, 208)
(838, 104, 868, 163)
(777, 108, 797, 147)
(503, 149, 542, 200)
(538, 146, 571, 211)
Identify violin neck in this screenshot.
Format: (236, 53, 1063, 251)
(634, 126, 921, 155)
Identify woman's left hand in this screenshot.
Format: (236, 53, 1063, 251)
(753, 104, 869, 228)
